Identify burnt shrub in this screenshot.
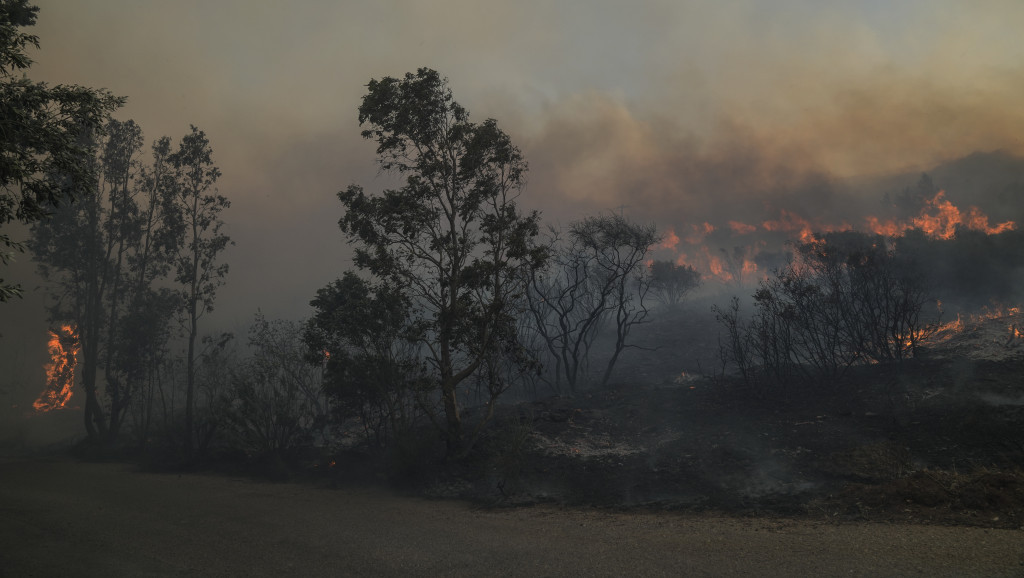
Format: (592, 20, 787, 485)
(220, 315, 328, 464)
(715, 232, 937, 389)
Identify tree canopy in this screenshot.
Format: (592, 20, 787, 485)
(0, 0, 124, 301)
(322, 68, 546, 454)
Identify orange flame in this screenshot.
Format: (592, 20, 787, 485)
(685, 222, 716, 245)
(867, 191, 1016, 239)
(653, 189, 1014, 284)
(919, 304, 1022, 345)
(729, 220, 757, 235)
(658, 229, 680, 250)
(33, 324, 80, 412)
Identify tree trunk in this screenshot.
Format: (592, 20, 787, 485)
(184, 302, 197, 458)
(440, 378, 461, 455)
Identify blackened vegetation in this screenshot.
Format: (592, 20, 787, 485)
(290, 73, 1024, 529)
(714, 231, 935, 391)
(900, 227, 1024, 309)
(405, 346, 1024, 529)
(526, 215, 661, 394)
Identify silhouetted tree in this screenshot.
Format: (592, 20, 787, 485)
(715, 231, 936, 390)
(649, 259, 701, 309)
(0, 0, 123, 301)
(305, 272, 425, 447)
(330, 68, 546, 455)
(167, 125, 231, 457)
(528, 214, 659, 392)
(31, 119, 166, 440)
(117, 136, 180, 444)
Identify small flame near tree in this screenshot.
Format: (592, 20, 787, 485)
(33, 324, 80, 413)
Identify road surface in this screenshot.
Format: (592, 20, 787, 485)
(1, 457, 1021, 576)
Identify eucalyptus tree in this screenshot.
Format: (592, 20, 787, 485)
(330, 68, 546, 454)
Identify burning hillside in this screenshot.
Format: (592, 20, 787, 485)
(921, 305, 1024, 362)
(652, 187, 1017, 286)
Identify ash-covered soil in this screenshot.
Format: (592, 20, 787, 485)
(383, 307, 1024, 530)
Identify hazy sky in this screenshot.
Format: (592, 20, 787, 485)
(8, 0, 1024, 331)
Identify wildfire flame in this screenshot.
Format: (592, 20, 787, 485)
(866, 191, 1016, 240)
(917, 304, 1023, 346)
(655, 190, 1015, 284)
(33, 324, 80, 412)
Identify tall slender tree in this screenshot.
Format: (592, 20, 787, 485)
(167, 125, 231, 457)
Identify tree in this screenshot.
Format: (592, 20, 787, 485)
(167, 125, 231, 457)
(331, 68, 546, 454)
(31, 119, 139, 439)
(115, 135, 181, 444)
(649, 259, 701, 309)
(0, 0, 124, 301)
(31, 119, 179, 441)
(527, 214, 659, 392)
(305, 272, 425, 447)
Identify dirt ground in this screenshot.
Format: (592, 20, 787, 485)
(425, 307, 1024, 531)
(4, 307, 1024, 575)
(1, 457, 1023, 577)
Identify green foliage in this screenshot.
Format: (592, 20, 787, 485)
(0, 0, 124, 300)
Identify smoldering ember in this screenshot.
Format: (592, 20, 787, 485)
(3, 1, 1024, 575)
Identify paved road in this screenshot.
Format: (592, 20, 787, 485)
(1, 457, 1022, 576)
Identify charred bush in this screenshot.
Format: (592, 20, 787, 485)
(716, 232, 937, 389)
(214, 316, 329, 467)
(527, 214, 659, 393)
(649, 260, 701, 310)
